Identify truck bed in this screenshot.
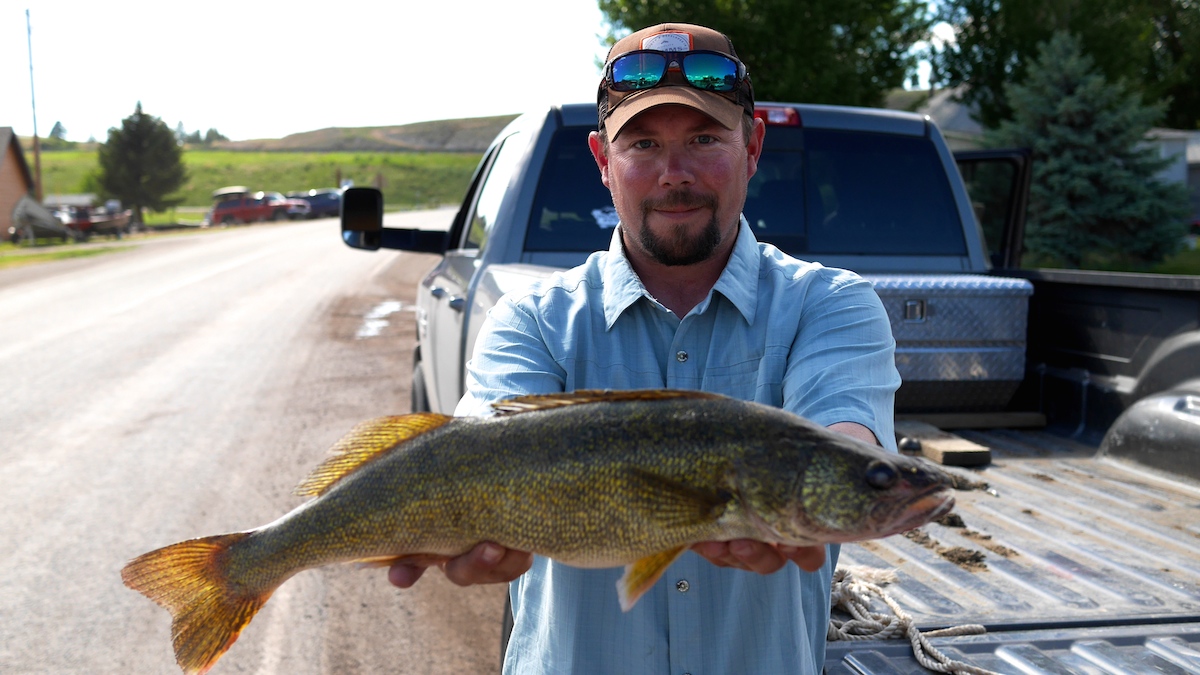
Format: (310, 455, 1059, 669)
(827, 428, 1200, 674)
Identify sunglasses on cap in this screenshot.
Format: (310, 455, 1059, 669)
(605, 49, 748, 93)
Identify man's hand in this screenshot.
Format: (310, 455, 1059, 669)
(691, 539, 826, 574)
(387, 542, 533, 589)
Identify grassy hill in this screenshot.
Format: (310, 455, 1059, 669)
(29, 115, 519, 212)
(213, 115, 518, 153)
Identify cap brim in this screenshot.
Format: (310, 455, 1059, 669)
(605, 86, 744, 139)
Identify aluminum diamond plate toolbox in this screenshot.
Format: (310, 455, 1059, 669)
(867, 275, 1035, 413)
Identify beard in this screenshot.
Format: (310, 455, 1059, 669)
(637, 189, 724, 267)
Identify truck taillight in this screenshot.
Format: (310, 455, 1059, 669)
(754, 106, 801, 126)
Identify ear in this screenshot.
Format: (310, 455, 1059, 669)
(588, 131, 612, 188)
(745, 117, 766, 181)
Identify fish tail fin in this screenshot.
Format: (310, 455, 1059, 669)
(121, 532, 270, 675)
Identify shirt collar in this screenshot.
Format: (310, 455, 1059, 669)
(711, 217, 761, 325)
(600, 216, 761, 329)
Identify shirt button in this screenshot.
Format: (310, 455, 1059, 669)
(676, 350, 689, 363)
(676, 579, 690, 593)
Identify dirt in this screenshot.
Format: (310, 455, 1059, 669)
(906, 527, 990, 571)
(939, 547, 988, 570)
(937, 513, 967, 528)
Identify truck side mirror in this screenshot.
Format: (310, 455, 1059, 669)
(341, 187, 384, 250)
(338, 186, 450, 254)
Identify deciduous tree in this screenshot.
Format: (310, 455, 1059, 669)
(597, 0, 932, 108)
(930, 0, 1200, 130)
(988, 32, 1191, 268)
(98, 103, 187, 224)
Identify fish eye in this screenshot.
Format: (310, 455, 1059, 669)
(865, 460, 899, 490)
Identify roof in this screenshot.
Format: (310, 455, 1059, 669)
(212, 185, 250, 199)
(1, 126, 36, 188)
(43, 193, 97, 207)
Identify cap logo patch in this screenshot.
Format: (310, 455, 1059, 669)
(641, 31, 692, 52)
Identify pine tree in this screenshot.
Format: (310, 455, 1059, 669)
(98, 103, 188, 224)
(987, 31, 1191, 269)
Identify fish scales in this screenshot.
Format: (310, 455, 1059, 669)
(122, 389, 955, 675)
(253, 396, 774, 569)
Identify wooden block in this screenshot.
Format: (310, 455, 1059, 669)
(894, 421, 992, 466)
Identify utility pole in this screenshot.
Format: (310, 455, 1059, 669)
(27, 9, 43, 202)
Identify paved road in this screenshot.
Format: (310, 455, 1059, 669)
(0, 212, 505, 674)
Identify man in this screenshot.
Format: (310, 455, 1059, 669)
(389, 22, 900, 674)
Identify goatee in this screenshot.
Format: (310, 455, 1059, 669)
(638, 190, 722, 267)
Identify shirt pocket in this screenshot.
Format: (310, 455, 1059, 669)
(699, 343, 789, 406)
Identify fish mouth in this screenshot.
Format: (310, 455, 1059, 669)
(877, 490, 956, 538)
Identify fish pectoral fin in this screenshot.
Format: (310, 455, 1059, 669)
(295, 413, 453, 497)
(353, 553, 453, 569)
(628, 468, 733, 528)
(617, 546, 688, 612)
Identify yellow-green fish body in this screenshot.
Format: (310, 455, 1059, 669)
(122, 389, 955, 674)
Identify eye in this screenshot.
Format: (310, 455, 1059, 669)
(865, 460, 899, 490)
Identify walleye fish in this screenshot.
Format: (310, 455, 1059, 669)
(122, 389, 955, 674)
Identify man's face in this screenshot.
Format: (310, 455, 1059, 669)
(589, 105, 764, 267)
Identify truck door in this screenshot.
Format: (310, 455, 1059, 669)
(424, 132, 528, 414)
(954, 149, 1032, 269)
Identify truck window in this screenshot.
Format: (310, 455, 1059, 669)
(525, 127, 616, 253)
(524, 125, 967, 258)
(805, 129, 965, 255)
(465, 132, 527, 251)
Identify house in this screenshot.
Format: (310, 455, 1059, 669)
(899, 89, 1200, 224)
(1, 127, 38, 238)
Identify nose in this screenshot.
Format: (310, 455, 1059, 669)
(659, 145, 696, 188)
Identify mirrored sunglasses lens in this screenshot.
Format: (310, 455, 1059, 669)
(682, 53, 738, 91)
(611, 53, 667, 91)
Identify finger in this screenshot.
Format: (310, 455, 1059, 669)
(443, 542, 532, 587)
(690, 541, 734, 567)
(728, 539, 788, 575)
(387, 562, 427, 589)
(779, 545, 827, 572)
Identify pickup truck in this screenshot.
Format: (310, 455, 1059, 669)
(340, 102, 1200, 673)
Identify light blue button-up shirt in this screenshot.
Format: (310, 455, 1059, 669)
(457, 219, 900, 675)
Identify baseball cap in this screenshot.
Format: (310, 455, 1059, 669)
(598, 23, 755, 139)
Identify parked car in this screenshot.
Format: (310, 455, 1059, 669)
(261, 191, 311, 219)
(207, 187, 308, 225)
(288, 188, 342, 218)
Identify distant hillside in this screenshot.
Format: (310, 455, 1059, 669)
(17, 114, 519, 154)
(212, 115, 519, 153)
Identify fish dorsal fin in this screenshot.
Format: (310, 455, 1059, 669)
(294, 413, 452, 497)
(491, 389, 727, 416)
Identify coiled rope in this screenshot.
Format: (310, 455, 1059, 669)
(828, 566, 999, 675)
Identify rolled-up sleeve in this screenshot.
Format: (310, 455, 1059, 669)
(781, 267, 900, 451)
(455, 292, 566, 417)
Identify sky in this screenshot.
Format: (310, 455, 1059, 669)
(2, 0, 613, 143)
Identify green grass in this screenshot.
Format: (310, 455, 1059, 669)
(35, 148, 483, 216)
(1027, 239, 1200, 275)
(0, 242, 135, 270)
(1146, 244, 1200, 275)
